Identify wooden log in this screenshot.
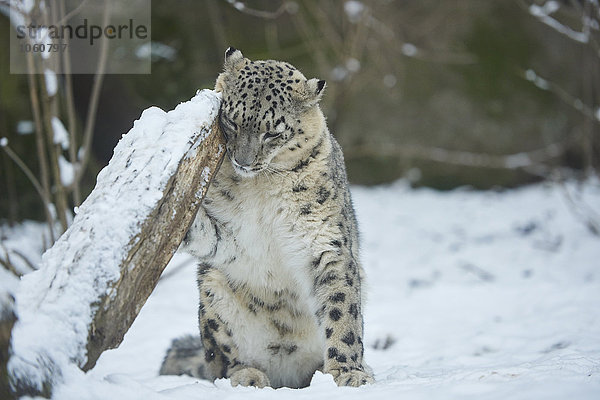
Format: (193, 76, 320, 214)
(83, 121, 224, 370)
(9, 90, 225, 395)
(83, 114, 225, 370)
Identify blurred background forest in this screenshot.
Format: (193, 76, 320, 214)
(0, 0, 599, 227)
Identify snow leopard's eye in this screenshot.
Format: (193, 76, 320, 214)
(263, 131, 282, 141)
(219, 112, 238, 138)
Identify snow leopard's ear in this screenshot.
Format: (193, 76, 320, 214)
(293, 78, 326, 110)
(223, 47, 245, 71)
(215, 47, 246, 92)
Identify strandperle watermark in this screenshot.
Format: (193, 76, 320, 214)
(16, 18, 148, 46)
(9, 0, 151, 74)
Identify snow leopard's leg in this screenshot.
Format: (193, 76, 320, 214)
(181, 206, 242, 266)
(313, 249, 374, 387)
(159, 334, 208, 378)
(160, 207, 237, 380)
(181, 207, 223, 260)
(197, 265, 271, 388)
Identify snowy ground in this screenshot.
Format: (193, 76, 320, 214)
(5, 179, 600, 399)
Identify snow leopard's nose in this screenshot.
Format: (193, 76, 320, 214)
(230, 156, 260, 177)
(232, 153, 255, 168)
(231, 152, 261, 173)
(233, 145, 258, 167)
(231, 157, 249, 170)
(229, 131, 260, 168)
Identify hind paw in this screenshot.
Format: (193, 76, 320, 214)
(329, 369, 374, 387)
(230, 367, 270, 388)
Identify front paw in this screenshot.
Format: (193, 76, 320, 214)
(229, 367, 271, 388)
(328, 368, 374, 387)
(181, 208, 217, 258)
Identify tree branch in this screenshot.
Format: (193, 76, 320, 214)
(0, 142, 55, 235)
(74, 0, 111, 197)
(59, 0, 82, 206)
(345, 140, 568, 171)
(25, 40, 55, 243)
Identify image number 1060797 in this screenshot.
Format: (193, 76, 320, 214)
(19, 43, 69, 54)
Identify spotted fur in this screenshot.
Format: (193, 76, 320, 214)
(160, 48, 373, 389)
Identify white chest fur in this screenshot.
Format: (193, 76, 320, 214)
(206, 165, 314, 291)
(202, 167, 325, 387)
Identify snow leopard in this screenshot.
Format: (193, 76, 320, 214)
(160, 48, 374, 389)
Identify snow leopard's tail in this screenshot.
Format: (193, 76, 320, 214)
(159, 335, 210, 379)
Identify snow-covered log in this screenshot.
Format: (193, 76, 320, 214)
(8, 90, 224, 396)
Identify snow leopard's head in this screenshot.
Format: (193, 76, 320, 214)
(215, 47, 326, 178)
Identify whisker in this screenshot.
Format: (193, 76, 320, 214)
(267, 163, 287, 175)
(262, 167, 277, 185)
(263, 169, 274, 185)
(266, 166, 288, 180)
